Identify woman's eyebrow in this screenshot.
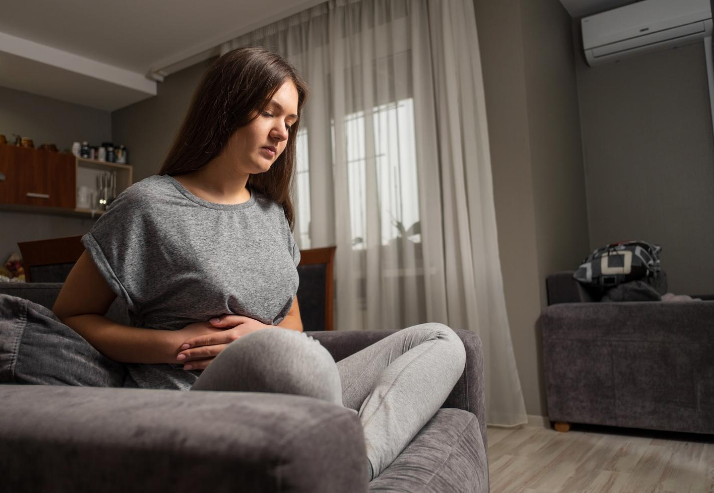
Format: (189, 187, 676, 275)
(268, 100, 298, 120)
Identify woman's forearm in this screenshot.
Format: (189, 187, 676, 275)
(62, 314, 178, 364)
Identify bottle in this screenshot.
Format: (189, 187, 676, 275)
(71, 142, 81, 156)
(102, 142, 115, 163)
(80, 141, 90, 158)
(116, 145, 127, 164)
(97, 146, 106, 162)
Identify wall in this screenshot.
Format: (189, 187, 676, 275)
(0, 86, 111, 262)
(522, 1, 590, 308)
(574, 26, 714, 295)
(112, 59, 215, 182)
(474, 0, 589, 416)
(0, 86, 111, 152)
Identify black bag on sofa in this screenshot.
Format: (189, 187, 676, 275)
(574, 240, 662, 290)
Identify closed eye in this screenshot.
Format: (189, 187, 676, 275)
(262, 110, 295, 132)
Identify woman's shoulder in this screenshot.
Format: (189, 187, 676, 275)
(98, 175, 180, 220)
(114, 175, 176, 205)
(124, 174, 174, 195)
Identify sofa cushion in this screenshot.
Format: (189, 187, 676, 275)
(369, 408, 488, 492)
(0, 294, 126, 387)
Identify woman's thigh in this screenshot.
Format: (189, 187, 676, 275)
(191, 328, 342, 405)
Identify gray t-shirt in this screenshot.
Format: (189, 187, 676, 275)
(82, 174, 300, 390)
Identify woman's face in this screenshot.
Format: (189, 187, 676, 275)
(226, 80, 299, 175)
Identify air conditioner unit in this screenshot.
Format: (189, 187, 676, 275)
(582, 0, 713, 66)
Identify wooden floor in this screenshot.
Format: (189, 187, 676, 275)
(487, 423, 714, 493)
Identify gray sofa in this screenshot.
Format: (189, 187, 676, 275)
(541, 272, 714, 435)
(0, 282, 489, 493)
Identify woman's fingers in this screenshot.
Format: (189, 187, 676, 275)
(177, 343, 229, 364)
(181, 329, 239, 350)
(209, 315, 251, 327)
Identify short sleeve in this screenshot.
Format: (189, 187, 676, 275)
(81, 187, 148, 311)
(290, 230, 301, 267)
(284, 214, 301, 267)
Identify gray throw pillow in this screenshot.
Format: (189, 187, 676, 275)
(0, 294, 125, 387)
(601, 280, 662, 302)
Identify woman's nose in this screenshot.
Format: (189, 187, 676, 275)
(272, 125, 289, 141)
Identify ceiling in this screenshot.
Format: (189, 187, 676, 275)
(0, 0, 328, 74)
(0, 0, 650, 111)
(0, 0, 323, 111)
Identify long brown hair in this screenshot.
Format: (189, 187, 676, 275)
(159, 47, 308, 229)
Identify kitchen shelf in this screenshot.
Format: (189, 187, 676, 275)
(75, 156, 132, 211)
(0, 145, 134, 217)
(0, 203, 103, 219)
(75, 157, 132, 171)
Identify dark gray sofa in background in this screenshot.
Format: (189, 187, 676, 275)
(541, 272, 714, 435)
(0, 282, 489, 493)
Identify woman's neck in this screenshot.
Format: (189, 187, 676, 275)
(174, 157, 251, 205)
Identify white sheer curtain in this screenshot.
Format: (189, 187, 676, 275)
(220, 0, 527, 426)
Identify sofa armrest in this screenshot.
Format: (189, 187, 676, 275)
(0, 385, 367, 493)
(309, 328, 486, 449)
(540, 301, 714, 430)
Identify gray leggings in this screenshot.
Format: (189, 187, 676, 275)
(191, 324, 466, 479)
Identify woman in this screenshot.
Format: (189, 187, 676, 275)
(51, 47, 466, 481)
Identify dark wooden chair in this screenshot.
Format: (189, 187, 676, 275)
(17, 235, 336, 331)
(297, 246, 336, 332)
(18, 235, 84, 283)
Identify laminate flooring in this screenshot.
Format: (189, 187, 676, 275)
(487, 423, 714, 493)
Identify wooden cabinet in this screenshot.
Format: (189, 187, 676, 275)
(0, 145, 76, 209)
(0, 145, 30, 205)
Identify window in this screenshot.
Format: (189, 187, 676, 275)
(295, 98, 419, 252)
(295, 128, 311, 249)
(344, 97, 420, 250)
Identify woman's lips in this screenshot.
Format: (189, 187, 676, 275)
(260, 147, 276, 158)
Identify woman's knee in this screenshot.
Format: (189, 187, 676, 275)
(194, 329, 343, 405)
(407, 323, 466, 371)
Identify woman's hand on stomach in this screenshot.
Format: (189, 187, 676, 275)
(175, 316, 271, 371)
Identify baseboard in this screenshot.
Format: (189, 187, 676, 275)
(527, 414, 551, 429)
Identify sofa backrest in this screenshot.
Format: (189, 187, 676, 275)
(0, 282, 130, 325)
(546, 272, 598, 305)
